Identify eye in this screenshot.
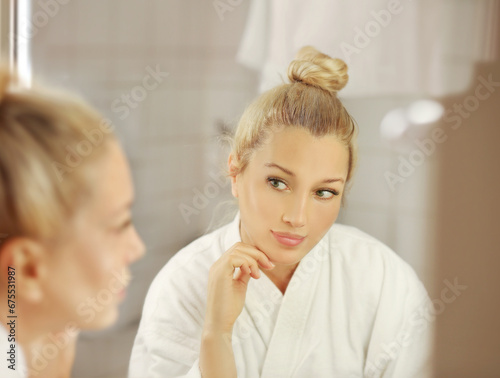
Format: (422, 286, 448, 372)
(316, 189, 339, 199)
(267, 177, 288, 191)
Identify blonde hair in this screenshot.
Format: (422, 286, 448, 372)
(231, 46, 358, 186)
(0, 66, 115, 242)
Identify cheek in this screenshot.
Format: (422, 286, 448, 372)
(310, 201, 341, 235)
(75, 237, 117, 286)
(243, 182, 281, 219)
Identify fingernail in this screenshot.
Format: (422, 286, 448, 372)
(269, 261, 275, 267)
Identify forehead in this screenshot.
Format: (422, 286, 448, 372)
(250, 127, 349, 179)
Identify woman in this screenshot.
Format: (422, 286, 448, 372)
(130, 47, 432, 378)
(0, 67, 145, 378)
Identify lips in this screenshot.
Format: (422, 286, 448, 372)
(271, 230, 306, 247)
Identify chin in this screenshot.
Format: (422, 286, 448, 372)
(99, 308, 120, 328)
(266, 241, 307, 265)
(84, 307, 119, 330)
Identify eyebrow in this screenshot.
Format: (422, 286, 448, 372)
(264, 163, 345, 184)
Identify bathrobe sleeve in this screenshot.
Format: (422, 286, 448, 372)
(129, 243, 212, 378)
(362, 242, 434, 378)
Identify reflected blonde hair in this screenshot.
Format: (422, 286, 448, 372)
(0, 66, 115, 241)
(231, 46, 358, 186)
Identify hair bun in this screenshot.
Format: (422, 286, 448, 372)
(287, 46, 348, 93)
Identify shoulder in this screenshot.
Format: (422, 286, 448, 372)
(329, 222, 391, 250)
(131, 224, 237, 369)
(328, 223, 415, 272)
(326, 223, 426, 297)
(160, 220, 233, 277)
(141, 221, 233, 319)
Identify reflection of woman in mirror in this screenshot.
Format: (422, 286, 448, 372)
(130, 47, 431, 378)
(0, 68, 145, 378)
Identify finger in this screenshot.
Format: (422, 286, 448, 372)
(231, 243, 275, 269)
(223, 255, 248, 277)
(238, 243, 274, 268)
(234, 261, 255, 285)
(239, 264, 250, 276)
(238, 269, 252, 286)
(229, 253, 260, 279)
(233, 267, 242, 280)
(230, 251, 262, 278)
(244, 263, 261, 279)
(222, 254, 259, 281)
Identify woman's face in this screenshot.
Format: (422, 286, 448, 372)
(231, 126, 349, 268)
(42, 141, 145, 330)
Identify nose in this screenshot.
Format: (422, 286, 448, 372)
(127, 226, 146, 264)
(282, 193, 307, 228)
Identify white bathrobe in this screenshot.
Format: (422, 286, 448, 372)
(129, 213, 432, 378)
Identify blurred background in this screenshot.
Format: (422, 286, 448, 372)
(1, 0, 499, 377)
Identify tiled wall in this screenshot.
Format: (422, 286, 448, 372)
(31, 1, 434, 376)
(339, 97, 436, 286)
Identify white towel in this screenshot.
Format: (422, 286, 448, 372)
(237, 0, 499, 97)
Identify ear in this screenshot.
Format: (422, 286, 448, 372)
(227, 153, 239, 198)
(0, 237, 48, 303)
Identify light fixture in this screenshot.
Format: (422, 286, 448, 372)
(380, 99, 444, 142)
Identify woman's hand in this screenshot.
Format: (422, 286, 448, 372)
(203, 242, 275, 334)
(200, 242, 275, 377)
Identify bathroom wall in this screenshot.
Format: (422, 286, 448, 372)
(0, 1, 11, 61)
(30, 1, 435, 376)
(340, 96, 436, 287)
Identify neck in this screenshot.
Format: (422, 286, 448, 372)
(1, 302, 42, 347)
(261, 263, 298, 295)
(0, 301, 78, 378)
